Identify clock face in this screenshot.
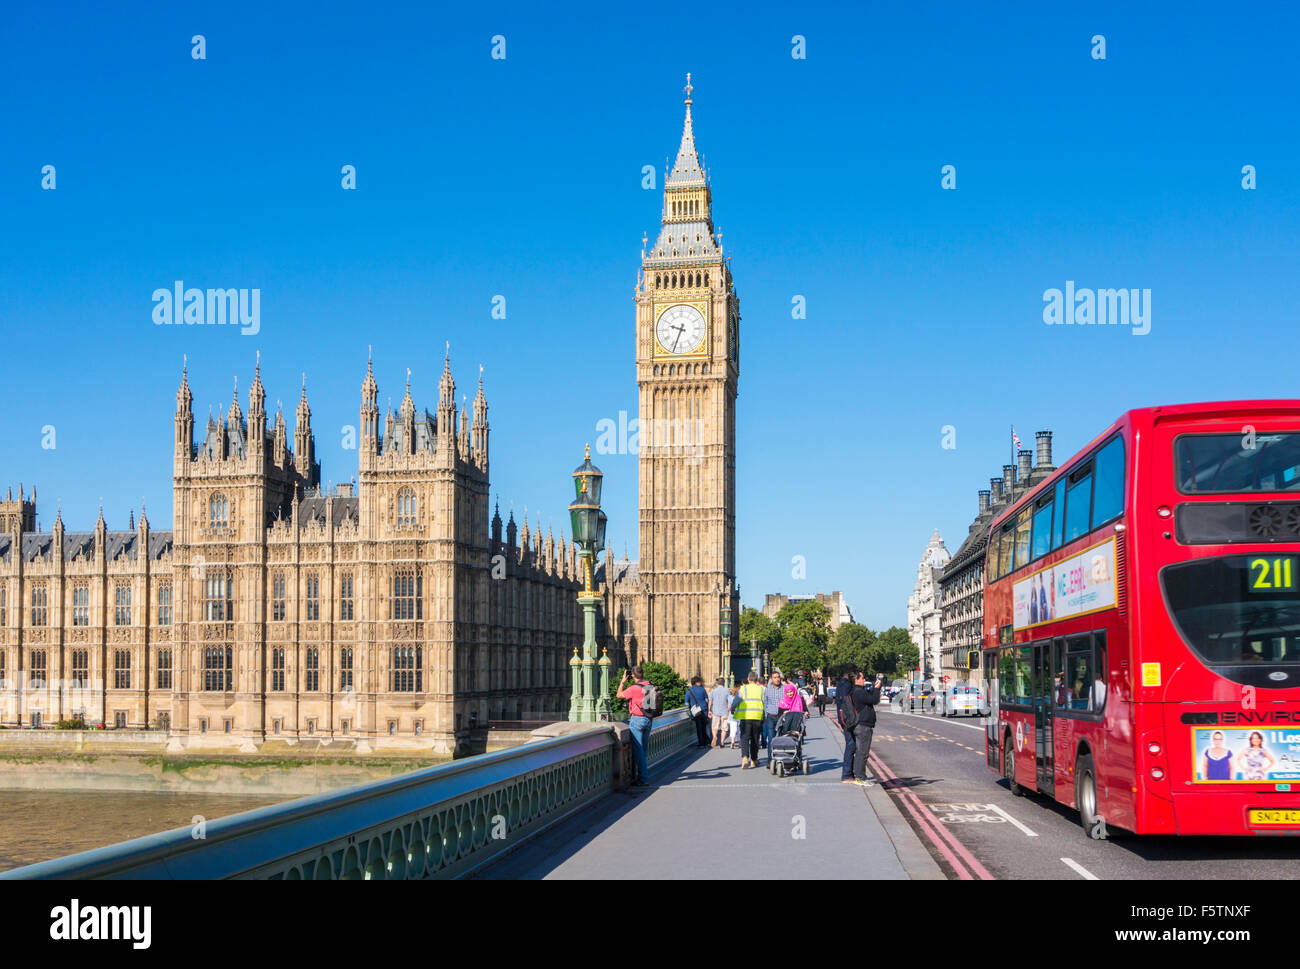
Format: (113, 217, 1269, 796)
(656, 304, 706, 355)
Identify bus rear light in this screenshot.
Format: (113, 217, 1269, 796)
(1150, 767, 1165, 780)
(1147, 742, 1162, 756)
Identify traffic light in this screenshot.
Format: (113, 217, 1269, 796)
(967, 650, 980, 670)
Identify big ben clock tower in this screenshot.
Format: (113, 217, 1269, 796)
(635, 75, 740, 678)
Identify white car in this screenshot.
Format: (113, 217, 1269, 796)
(942, 686, 984, 717)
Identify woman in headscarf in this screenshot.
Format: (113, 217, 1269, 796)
(777, 680, 806, 735)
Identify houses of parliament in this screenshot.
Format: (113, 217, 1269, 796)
(0, 80, 740, 755)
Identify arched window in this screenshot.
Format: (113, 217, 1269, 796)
(391, 645, 423, 692)
(204, 571, 233, 622)
(209, 494, 229, 529)
(397, 488, 417, 527)
(392, 569, 422, 620)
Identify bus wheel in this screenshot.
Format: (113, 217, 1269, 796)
(1003, 734, 1022, 797)
(1076, 753, 1107, 840)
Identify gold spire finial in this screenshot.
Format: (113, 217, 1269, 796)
(584, 443, 591, 460)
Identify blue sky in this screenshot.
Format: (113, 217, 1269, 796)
(2, 1, 1297, 630)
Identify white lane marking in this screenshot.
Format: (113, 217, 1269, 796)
(985, 803, 1038, 837)
(1061, 857, 1100, 880)
(883, 708, 987, 732)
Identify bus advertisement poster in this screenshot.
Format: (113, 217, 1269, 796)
(1013, 538, 1118, 630)
(1193, 725, 1300, 783)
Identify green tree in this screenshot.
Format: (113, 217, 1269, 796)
(738, 607, 780, 657)
(825, 622, 877, 677)
(874, 626, 919, 677)
(773, 600, 832, 651)
(770, 636, 824, 677)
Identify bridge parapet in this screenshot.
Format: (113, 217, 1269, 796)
(2, 709, 692, 880)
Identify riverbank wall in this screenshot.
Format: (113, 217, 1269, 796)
(0, 729, 532, 796)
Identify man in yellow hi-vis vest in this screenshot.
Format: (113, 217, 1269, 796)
(735, 671, 766, 769)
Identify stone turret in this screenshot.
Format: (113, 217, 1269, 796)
(294, 376, 318, 485)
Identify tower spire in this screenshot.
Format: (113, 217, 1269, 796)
(666, 73, 706, 189)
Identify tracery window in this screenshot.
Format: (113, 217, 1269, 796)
(203, 646, 232, 692)
(392, 570, 422, 620)
(391, 646, 423, 692)
(209, 494, 229, 529)
(204, 573, 233, 622)
(397, 488, 417, 527)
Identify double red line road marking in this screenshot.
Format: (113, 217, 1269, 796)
(869, 751, 994, 881)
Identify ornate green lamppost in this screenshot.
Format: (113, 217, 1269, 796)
(720, 604, 733, 687)
(568, 445, 609, 723)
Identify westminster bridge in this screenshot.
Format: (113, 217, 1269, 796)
(0, 708, 934, 880)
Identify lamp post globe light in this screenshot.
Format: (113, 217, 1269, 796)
(568, 445, 610, 722)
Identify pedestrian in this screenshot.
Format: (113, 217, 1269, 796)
(727, 685, 741, 748)
(762, 670, 784, 755)
(815, 677, 828, 718)
(779, 681, 805, 716)
(617, 666, 654, 787)
(735, 671, 766, 769)
(836, 668, 857, 784)
(708, 677, 731, 748)
(686, 675, 711, 747)
(850, 670, 885, 786)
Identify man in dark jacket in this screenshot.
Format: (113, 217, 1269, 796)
(836, 670, 857, 783)
(851, 670, 885, 786)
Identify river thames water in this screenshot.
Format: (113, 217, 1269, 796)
(0, 789, 288, 872)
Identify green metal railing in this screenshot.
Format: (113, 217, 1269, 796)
(2, 708, 692, 880)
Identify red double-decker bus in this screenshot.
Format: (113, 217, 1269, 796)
(982, 401, 1300, 837)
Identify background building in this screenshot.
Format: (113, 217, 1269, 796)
(761, 591, 854, 632)
(938, 431, 1056, 688)
(907, 530, 950, 685)
(0, 357, 592, 757)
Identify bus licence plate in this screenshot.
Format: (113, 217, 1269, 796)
(1249, 809, 1300, 826)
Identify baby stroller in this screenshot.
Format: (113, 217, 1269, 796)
(768, 710, 808, 777)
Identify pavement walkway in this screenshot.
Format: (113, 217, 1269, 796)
(476, 708, 942, 879)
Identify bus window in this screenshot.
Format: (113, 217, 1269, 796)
(1064, 464, 1093, 543)
(1052, 478, 1067, 549)
(1177, 433, 1300, 494)
(1014, 645, 1032, 705)
(1031, 495, 1054, 560)
(1013, 507, 1032, 570)
(998, 525, 1015, 580)
(999, 647, 1016, 704)
(1051, 638, 1069, 708)
(1090, 633, 1107, 712)
(1092, 437, 1125, 527)
(1065, 635, 1092, 710)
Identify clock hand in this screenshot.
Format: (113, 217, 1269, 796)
(671, 324, 685, 351)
